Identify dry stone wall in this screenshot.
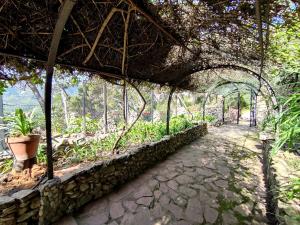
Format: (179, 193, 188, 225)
(0, 123, 207, 225)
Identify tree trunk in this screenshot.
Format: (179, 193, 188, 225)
(166, 88, 175, 135)
(60, 88, 69, 129)
(103, 82, 108, 133)
(178, 94, 193, 119)
(26, 82, 45, 113)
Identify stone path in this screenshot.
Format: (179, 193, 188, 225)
(55, 123, 268, 225)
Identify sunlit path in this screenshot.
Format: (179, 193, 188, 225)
(55, 123, 267, 225)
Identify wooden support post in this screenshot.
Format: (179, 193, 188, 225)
(103, 82, 108, 133)
(166, 88, 175, 135)
(237, 92, 240, 124)
(45, 0, 76, 179)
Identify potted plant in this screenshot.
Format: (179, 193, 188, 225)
(4, 108, 40, 162)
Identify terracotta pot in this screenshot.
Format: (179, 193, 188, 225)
(5, 135, 40, 161)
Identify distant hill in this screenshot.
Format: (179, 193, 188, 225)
(3, 85, 78, 115)
(3, 87, 40, 114)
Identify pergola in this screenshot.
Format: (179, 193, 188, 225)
(0, 0, 283, 179)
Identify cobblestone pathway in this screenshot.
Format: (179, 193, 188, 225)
(56, 123, 268, 225)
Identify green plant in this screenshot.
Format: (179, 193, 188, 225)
(281, 178, 300, 201)
(170, 115, 193, 134)
(0, 159, 13, 174)
(67, 114, 101, 134)
(204, 115, 217, 123)
(273, 90, 300, 153)
(261, 115, 276, 132)
(4, 108, 35, 136)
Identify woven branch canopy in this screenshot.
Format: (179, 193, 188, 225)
(0, 0, 290, 92)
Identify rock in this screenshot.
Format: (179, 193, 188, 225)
(107, 222, 118, 225)
(167, 180, 178, 190)
(215, 180, 228, 188)
(136, 197, 153, 207)
(184, 198, 203, 223)
(156, 176, 169, 182)
(163, 203, 184, 219)
(17, 209, 39, 222)
(121, 208, 152, 225)
(154, 190, 161, 199)
(0, 196, 15, 209)
(53, 215, 78, 225)
(234, 203, 252, 217)
(159, 195, 170, 205)
(178, 186, 197, 197)
(174, 196, 187, 207)
(175, 175, 193, 184)
(150, 203, 164, 219)
(222, 211, 238, 225)
(123, 200, 138, 212)
(204, 206, 218, 223)
(110, 202, 125, 219)
(159, 182, 168, 193)
(134, 186, 152, 198)
(79, 183, 89, 192)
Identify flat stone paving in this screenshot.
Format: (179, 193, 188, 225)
(55, 123, 268, 225)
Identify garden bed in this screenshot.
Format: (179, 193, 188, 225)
(0, 116, 199, 195)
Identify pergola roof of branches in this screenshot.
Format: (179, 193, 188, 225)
(0, 0, 290, 91)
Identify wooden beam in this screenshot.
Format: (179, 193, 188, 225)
(45, 0, 76, 179)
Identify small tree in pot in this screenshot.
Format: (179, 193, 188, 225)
(4, 108, 40, 173)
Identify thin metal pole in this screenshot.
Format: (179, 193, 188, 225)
(166, 88, 175, 135)
(254, 93, 257, 126)
(82, 81, 87, 135)
(250, 90, 253, 127)
(103, 82, 108, 133)
(45, 0, 76, 179)
(222, 96, 225, 123)
(151, 90, 154, 123)
(237, 92, 240, 124)
(202, 93, 208, 121)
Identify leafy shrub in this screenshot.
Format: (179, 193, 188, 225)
(273, 90, 300, 153)
(7, 115, 200, 171)
(261, 115, 276, 132)
(204, 115, 217, 123)
(169, 115, 193, 134)
(0, 159, 13, 174)
(67, 114, 101, 134)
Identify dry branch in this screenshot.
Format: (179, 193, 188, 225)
(83, 7, 127, 65)
(112, 80, 146, 152)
